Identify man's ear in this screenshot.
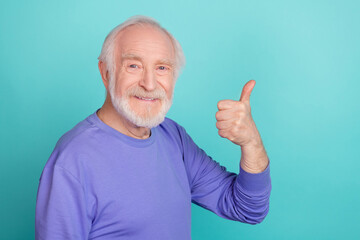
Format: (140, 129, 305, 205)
(98, 61, 110, 90)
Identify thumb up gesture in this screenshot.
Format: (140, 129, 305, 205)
(216, 80, 268, 173)
(216, 80, 262, 147)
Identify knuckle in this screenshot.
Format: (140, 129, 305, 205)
(218, 100, 234, 110)
(218, 130, 226, 138)
(215, 112, 221, 120)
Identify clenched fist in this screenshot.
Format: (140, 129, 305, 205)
(216, 80, 269, 173)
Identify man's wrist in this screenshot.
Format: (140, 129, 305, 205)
(240, 143, 269, 173)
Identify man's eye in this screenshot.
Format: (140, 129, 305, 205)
(126, 63, 142, 73)
(158, 66, 167, 70)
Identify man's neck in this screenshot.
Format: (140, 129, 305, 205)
(97, 100, 151, 139)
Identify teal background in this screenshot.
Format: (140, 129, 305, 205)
(1, 0, 359, 239)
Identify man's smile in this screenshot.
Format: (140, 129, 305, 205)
(134, 96, 159, 102)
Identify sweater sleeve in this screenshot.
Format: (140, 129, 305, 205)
(179, 126, 271, 224)
(35, 165, 92, 239)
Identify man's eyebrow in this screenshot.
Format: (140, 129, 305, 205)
(121, 53, 142, 61)
(121, 53, 175, 67)
(157, 58, 175, 67)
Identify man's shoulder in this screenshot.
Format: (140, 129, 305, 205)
(159, 117, 186, 135)
(55, 115, 95, 151)
(47, 113, 102, 165)
(157, 117, 191, 146)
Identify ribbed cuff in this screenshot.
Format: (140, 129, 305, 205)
(237, 162, 271, 193)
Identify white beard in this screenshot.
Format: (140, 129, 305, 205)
(108, 75, 173, 129)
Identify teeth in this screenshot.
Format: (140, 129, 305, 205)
(138, 96, 155, 101)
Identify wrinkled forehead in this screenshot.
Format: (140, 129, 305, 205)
(113, 24, 175, 63)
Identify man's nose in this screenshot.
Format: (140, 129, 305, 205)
(139, 68, 157, 91)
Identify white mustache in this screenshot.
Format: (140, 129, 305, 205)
(126, 86, 167, 100)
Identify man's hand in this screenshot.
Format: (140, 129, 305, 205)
(215, 80, 269, 173)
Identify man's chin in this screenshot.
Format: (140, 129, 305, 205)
(127, 102, 172, 128)
(129, 114, 166, 129)
(111, 94, 172, 129)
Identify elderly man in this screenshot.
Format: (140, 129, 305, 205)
(35, 16, 271, 239)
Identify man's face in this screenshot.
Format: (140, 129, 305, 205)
(109, 25, 176, 128)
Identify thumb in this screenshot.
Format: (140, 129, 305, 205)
(239, 80, 256, 102)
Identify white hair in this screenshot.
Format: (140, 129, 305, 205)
(98, 15, 185, 81)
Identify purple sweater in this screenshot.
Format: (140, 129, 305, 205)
(35, 110, 271, 239)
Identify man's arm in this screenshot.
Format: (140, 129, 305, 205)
(179, 125, 271, 224)
(35, 162, 91, 240)
(180, 80, 271, 223)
